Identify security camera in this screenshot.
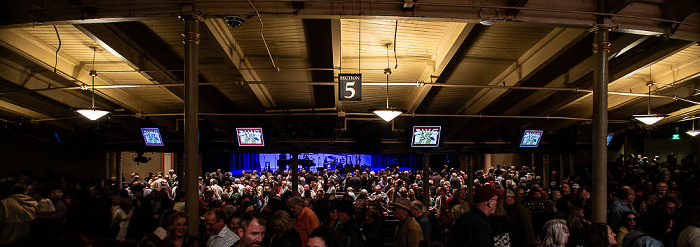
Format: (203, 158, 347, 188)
(224, 16, 245, 28)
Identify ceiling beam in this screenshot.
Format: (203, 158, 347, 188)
(662, 0, 700, 21)
(0, 57, 99, 109)
(402, 23, 475, 113)
(5, 0, 700, 41)
(502, 34, 647, 115)
(606, 0, 636, 14)
(455, 27, 587, 115)
(74, 23, 184, 103)
(203, 18, 276, 108)
(0, 100, 51, 119)
(0, 28, 159, 113)
(548, 40, 694, 115)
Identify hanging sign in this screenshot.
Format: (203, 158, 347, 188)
(338, 73, 362, 101)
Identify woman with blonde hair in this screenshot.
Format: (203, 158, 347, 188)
(269, 210, 302, 247)
(537, 219, 569, 247)
(163, 212, 199, 247)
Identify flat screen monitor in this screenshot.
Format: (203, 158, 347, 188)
(141, 128, 164, 146)
(607, 133, 614, 146)
(411, 126, 441, 147)
(520, 130, 543, 147)
(236, 127, 265, 146)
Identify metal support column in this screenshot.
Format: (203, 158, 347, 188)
(182, 14, 201, 237)
(465, 154, 474, 204)
(291, 154, 299, 193)
(422, 154, 430, 207)
(592, 28, 610, 223)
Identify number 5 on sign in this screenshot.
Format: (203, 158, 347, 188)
(338, 73, 362, 101)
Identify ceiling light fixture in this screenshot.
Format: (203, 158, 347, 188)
(632, 69, 664, 125)
(76, 48, 109, 120)
(373, 44, 403, 122)
(687, 119, 700, 137)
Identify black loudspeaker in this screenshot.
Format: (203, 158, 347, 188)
(353, 121, 382, 154)
(608, 133, 624, 152)
(553, 126, 578, 152)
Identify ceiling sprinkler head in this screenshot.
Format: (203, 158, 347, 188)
(224, 16, 246, 28)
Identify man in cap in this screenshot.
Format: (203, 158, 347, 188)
(392, 198, 423, 247)
(448, 185, 499, 247)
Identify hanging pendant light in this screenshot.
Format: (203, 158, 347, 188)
(76, 48, 110, 120)
(373, 44, 403, 122)
(633, 69, 664, 125)
(687, 120, 700, 136)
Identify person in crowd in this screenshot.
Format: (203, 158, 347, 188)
(505, 189, 536, 247)
(233, 212, 267, 247)
(615, 212, 637, 247)
(490, 194, 512, 247)
(392, 198, 423, 247)
(204, 208, 240, 247)
(321, 204, 340, 229)
(0, 183, 38, 245)
(28, 198, 64, 246)
(163, 211, 199, 247)
(289, 196, 321, 247)
(622, 213, 671, 247)
(411, 200, 432, 241)
(566, 206, 590, 247)
(536, 219, 569, 247)
(362, 207, 383, 247)
(154, 209, 178, 240)
(269, 210, 302, 247)
(307, 227, 340, 247)
(113, 197, 134, 241)
(677, 207, 700, 247)
(646, 182, 669, 206)
(449, 185, 499, 247)
(608, 187, 637, 231)
(588, 223, 616, 247)
(336, 200, 363, 247)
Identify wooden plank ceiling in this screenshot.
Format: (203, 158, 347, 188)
(1, 3, 699, 152)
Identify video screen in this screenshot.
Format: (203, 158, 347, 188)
(141, 128, 164, 146)
(236, 128, 265, 146)
(607, 133, 614, 146)
(520, 130, 543, 147)
(411, 126, 441, 147)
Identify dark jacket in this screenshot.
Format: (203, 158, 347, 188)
(338, 218, 364, 247)
(506, 202, 536, 247)
(394, 217, 424, 247)
(448, 208, 493, 247)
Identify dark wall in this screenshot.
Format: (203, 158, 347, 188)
(0, 134, 105, 177)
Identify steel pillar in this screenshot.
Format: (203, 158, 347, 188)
(592, 28, 610, 223)
(183, 15, 201, 237)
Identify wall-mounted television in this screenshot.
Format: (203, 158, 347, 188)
(607, 133, 614, 146)
(411, 126, 441, 147)
(520, 130, 543, 147)
(141, 128, 164, 146)
(236, 127, 265, 146)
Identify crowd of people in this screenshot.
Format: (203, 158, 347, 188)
(1, 152, 700, 247)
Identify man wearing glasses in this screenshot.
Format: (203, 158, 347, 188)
(205, 208, 240, 247)
(448, 185, 500, 247)
(607, 187, 637, 231)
